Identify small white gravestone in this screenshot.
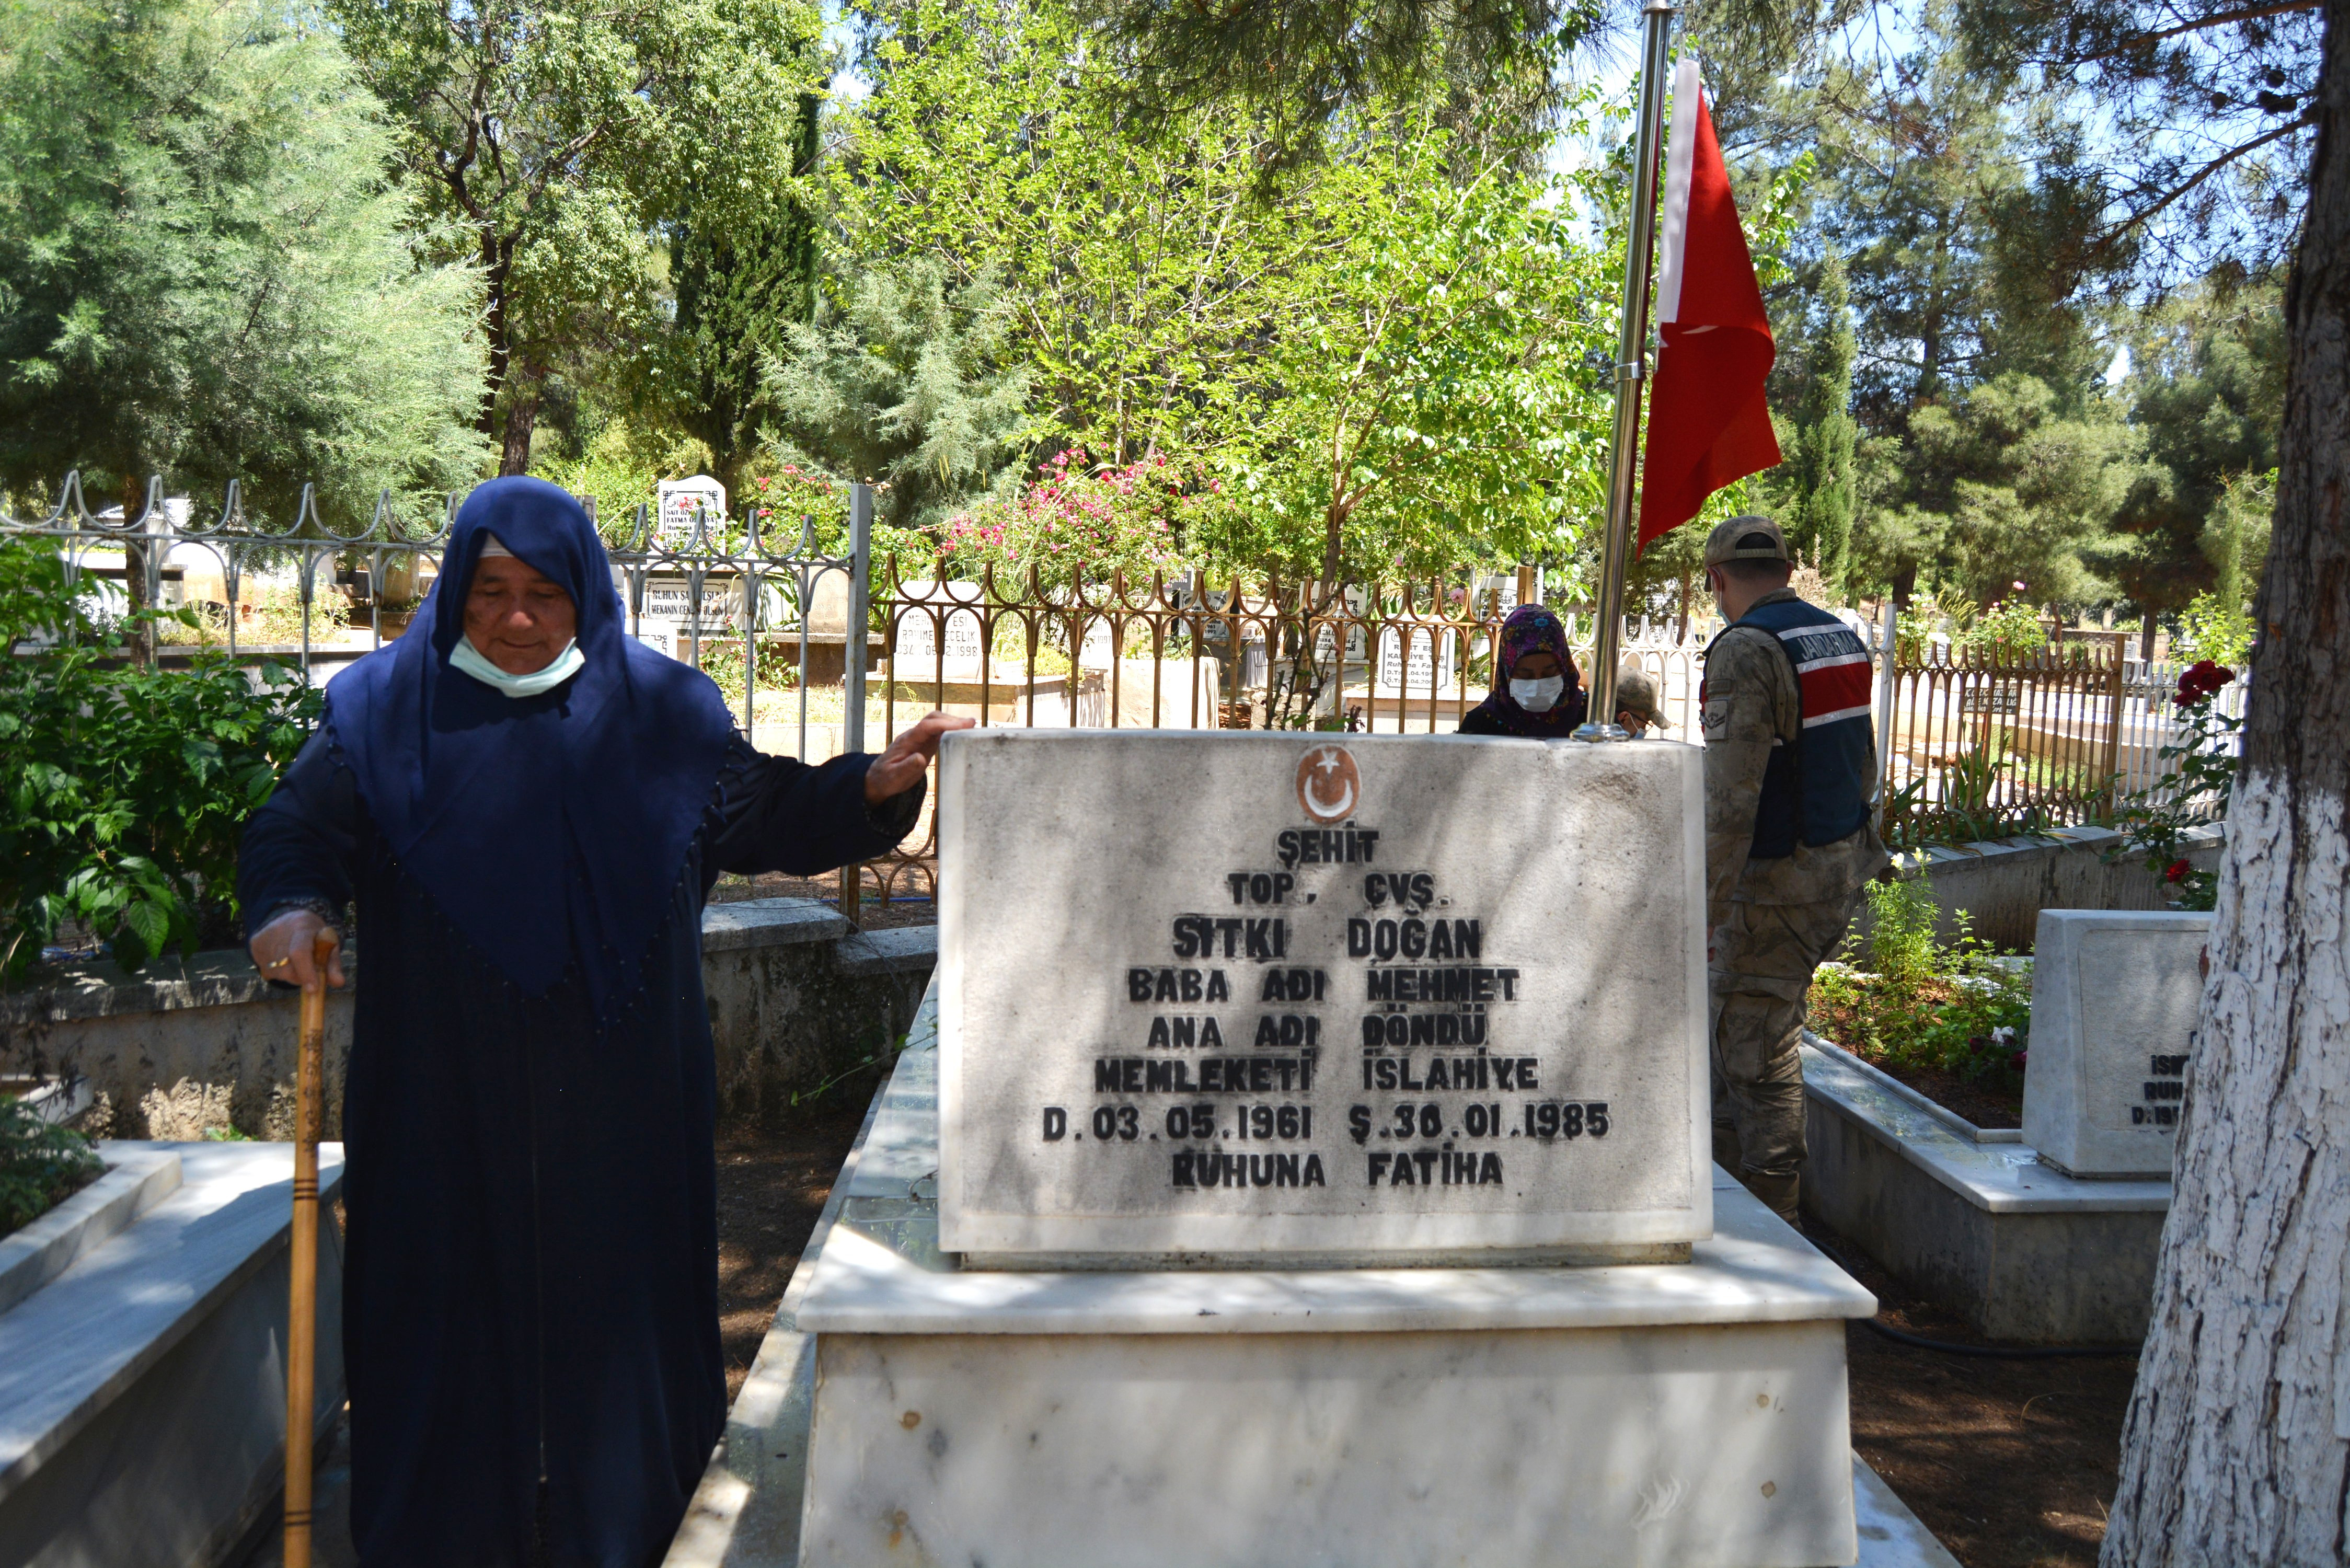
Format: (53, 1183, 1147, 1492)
(2022, 909, 2211, 1178)
(1077, 616, 1116, 668)
(654, 475, 728, 548)
(1376, 625, 1458, 693)
(633, 573, 735, 659)
(936, 731, 1711, 1262)
(890, 582, 986, 670)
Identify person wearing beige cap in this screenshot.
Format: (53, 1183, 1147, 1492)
(1698, 514, 1888, 1223)
(1612, 661, 1671, 737)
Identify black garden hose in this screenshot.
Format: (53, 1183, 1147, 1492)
(1861, 1317, 2137, 1359)
(1807, 1231, 2139, 1359)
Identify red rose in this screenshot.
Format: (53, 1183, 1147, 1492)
(2165, 859, 2191, 882)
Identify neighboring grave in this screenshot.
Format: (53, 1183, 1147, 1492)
(633, 572, 735, 659)
(936, 731, 1711, 1263)
(655, 475, 728, 548)
(1375, 624, 1459, 694)
(2022, 909, 2211, 1178)
(889, 582, 986, 670)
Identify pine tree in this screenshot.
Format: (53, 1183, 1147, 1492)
(759, 257, 1033, 533)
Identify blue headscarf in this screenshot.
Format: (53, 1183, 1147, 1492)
(324, 478, 737, 1015)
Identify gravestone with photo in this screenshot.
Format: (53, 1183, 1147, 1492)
(654, 475, 727, 549)
(777, 730, 1886, 1568)
(2022, 908, 2211, 1178)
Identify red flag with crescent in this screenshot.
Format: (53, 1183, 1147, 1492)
(1637, 63, 1782, 551)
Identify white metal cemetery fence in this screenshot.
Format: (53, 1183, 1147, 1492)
(7, 474, 2240, 906)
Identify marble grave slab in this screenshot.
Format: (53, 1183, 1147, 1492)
(2021, 909, 2210, 1179)
(935, 731, 1711, 1262)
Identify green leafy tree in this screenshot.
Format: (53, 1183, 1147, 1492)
(0, 0, 488, 523)
(827, 1, 1616, 582)
(1897, 372, 2137, 607)
(2111, 276, 2286, 625)
(670, 93, 824, 493)
(1055, 0, 1603, 162)
(330, 0, 823, 472)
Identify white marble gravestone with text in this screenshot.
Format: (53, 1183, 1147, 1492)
(936, 731, 1711, 1263)
(2022, 908, 2210, 1178)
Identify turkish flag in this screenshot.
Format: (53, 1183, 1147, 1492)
(1637, 62, 1781, 552)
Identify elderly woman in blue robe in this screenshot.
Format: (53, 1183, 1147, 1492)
(238, 478, 966, 1567)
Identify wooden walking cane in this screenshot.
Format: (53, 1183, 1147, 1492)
(284, 930, 334, 1568)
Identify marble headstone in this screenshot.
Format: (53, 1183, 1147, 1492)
(2022, 909, 2211, 1178)
(936, 731, 1711, 1263)
(655, 475, 727, 548)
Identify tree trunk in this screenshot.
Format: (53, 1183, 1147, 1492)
(479, 228, 514, 440)
(2139, 607, 2158, 663)
(1890, 561, 1918, 608)
(500, 373, 539, 477)
(120, 472, 154, 670)
(2100, 5, 2350, 1562)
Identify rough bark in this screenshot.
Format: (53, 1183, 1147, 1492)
(2101, 4, 2350, 1562)
(499, 373, 538, 477)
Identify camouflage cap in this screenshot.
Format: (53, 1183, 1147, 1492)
(1702, 514, 1790, 569)
(1614, 661, 1671, 729)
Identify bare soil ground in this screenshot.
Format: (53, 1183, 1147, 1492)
(1819, 1216, 2136, 1568)
(711, 1077, 887, 1401)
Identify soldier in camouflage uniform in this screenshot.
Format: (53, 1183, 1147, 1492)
(1699, 516, 1889, 1223)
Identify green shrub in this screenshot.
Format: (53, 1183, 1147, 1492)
(1863, 874, 1940, 990)
(0, 1097, 103, 1236)
(1, 536, 320, 981)
(1810, 878, 2032, 1090)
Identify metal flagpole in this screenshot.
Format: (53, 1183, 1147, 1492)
(1574, 0, 1678, 742)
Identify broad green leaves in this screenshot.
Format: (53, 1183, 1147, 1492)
(0, 539, 319, 979)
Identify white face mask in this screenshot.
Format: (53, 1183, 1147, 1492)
(450, 634, 585, 698)
(1509, 675, 1566, 712)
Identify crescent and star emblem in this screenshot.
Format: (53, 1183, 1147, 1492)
(1295, 744, 1360, 824)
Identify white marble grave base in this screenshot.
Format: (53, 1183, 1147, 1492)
(1802, 1040, 2168, 1343)
(781, 989, 1891, 1568)
(802, 1317, 1857, 1568)
(666, 992, 1958, 1568)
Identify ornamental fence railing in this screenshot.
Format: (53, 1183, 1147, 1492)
(6, 473, 2242, 914)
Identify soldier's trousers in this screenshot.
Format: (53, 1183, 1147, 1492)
(1709, 891, 1863, 1224)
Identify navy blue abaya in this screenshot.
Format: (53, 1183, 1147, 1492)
(241, 734, 914, 1567)
(235, 479, 921, 1567)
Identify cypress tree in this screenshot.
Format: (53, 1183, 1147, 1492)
(1784, 250, 1859, 593)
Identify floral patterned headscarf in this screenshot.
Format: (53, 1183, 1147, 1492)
(1462, 604, 1587, 737)
(1498, 605, 1573, 682)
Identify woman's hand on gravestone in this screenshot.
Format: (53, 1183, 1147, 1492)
(250, 908, 347, 991)
(865, 711, 978, 804)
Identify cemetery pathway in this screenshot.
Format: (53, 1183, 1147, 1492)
(713, 1093, 879, 1402)
(1821, 1217, 2138, 1568)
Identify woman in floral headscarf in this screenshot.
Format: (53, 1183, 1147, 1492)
(1458, 604, 1589, 738)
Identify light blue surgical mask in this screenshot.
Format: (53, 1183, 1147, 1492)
(1509, 675, 1565, 712)
(450, 635, 585, 698)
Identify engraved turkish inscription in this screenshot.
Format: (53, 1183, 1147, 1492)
(935, 731, 1712, 1259)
